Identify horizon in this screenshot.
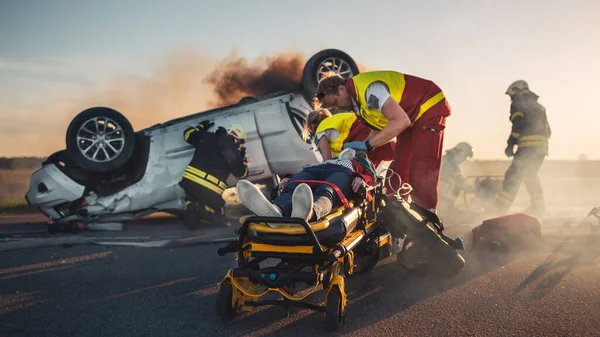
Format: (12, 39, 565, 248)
(1, 0, 598, 159)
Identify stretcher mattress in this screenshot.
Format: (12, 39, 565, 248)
(241, 206, 361, 246)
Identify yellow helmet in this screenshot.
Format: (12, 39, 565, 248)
(226, 124, 246, 146)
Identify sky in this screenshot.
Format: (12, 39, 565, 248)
(0, 0, 599, 159)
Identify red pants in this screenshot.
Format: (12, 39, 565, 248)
(388, 106, 449, 210)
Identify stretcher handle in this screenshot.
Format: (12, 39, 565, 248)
(217, 240, 239, 256)
(238, 216, 325, 254)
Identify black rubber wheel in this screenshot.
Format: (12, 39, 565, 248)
(66, 107, 135, 173)
(301, 49, 360, 99)
(216, 282, 237, 321)
(325, 289, 345, 330)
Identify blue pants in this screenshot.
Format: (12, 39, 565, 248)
(272, 164, 354, 220)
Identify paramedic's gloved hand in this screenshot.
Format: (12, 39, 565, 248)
(504, 144, 515, 158)
(352, 177, 366, 194)
(343, 141, 368, 152)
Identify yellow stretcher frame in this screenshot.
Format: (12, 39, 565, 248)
(215, 182, 392, 329)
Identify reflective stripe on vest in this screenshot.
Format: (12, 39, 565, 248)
(315, 113, 357, 157)
(350, 71, 445, 130)
(518, 135, 548, 148)
(410, 91, 445, 127)
(183, 166, 227, 194)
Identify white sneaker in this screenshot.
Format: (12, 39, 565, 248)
(291, 183, 314, 222)
(236, 180, 283, 228)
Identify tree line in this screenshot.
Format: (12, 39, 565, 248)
(0, 157, 46, 169)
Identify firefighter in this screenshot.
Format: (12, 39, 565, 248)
(315, 71, 451, 213)
(438, 142, 474, 213)
(179, 120, 248, 229)
(495, 80, 550, 217)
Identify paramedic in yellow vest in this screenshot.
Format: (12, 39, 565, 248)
(303, 108, 395, 167)
(315, 71, 451, 213)
(273, 108, 397, 199)
(495, 80, 551, 217)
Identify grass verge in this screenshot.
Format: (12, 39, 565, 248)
(0, 201, 39, 214)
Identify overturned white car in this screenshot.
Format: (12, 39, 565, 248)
(25, 49, 361, 225)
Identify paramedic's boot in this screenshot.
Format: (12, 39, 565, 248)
(183, 201, 211, 230)
(291, 183, 313, 222)
(236, 180, 283, 228)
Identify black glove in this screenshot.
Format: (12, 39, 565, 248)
(505, 144, 515, 158)
(198, 120, 215, 131)
(215, 126, 228, 136)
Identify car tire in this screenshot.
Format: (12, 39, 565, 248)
(66, 107, 135, 173)
(301, 49, 360, 99)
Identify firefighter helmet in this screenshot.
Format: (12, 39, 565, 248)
(506, 80, 529, 96)
(226, 124, 246, 146)
(450, 142, 473, 158)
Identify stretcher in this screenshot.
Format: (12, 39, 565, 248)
(215, 175, 393, 330)
(215, 163, 466, 329)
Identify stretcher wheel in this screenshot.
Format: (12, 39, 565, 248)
(216, 282, 237, 321)
(325, 290, 345, 330)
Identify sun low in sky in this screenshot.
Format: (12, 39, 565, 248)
(0, 0, 598, 159)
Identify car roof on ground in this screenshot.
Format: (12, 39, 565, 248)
(142, 90, 299, 131)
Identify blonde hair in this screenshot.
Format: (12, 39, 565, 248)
(302, 108, 333, 141)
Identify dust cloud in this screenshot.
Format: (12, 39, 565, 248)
(0, 50, 312, 157)
(204, 52, 305, 107)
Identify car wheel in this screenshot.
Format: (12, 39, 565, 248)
(65, 107, 135, 173)
(301, 49, 360, 99)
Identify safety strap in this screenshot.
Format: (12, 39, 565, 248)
(290, 180, 352, 209)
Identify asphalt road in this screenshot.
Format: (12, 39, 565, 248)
(1, 215, 600, 337)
